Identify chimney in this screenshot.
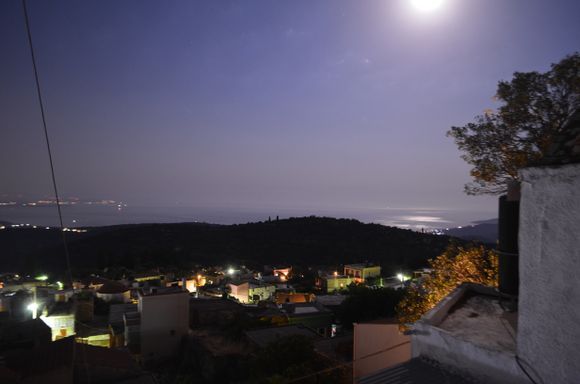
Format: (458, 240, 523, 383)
(498, 181, 520, 295)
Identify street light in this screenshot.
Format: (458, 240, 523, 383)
(397, 273, 405, 289)
(27, 302, 39, 319)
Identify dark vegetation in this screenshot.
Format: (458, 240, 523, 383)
(0, 216, 454, 278)
(338, 285, 405, 329)
(447, 52, 580, 195)
(158, 333, 349, 384)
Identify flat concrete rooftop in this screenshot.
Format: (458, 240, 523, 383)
(412, 284, 524, 384)
(438, 293, 517, 353)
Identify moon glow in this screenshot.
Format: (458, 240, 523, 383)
(411, 0, 444, 12)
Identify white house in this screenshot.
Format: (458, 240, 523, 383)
(137, 287, 189, 362)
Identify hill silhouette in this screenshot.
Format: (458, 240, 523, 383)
(443, 218, 497, 244)
(0, 217, 455, 277)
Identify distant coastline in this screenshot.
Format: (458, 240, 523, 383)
(0, 204, 495, 231)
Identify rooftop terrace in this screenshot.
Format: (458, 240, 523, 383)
(411, 284, 524, 384)
(438, 292, 517, 353)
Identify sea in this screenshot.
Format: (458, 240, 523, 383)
(0, 204, 495, 231)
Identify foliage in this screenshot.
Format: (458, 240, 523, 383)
(397, 244, 498, 327)
(364, 276, 378, 287)
(250, 335, 350, 384)
(339, 285, 404, 329)
(220, 311, 272, 340)
(250, 335, 317, 382)
(447, 52, 580, 194)
(93, 297, 111, 316)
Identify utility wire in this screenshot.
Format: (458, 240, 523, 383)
(21, 0, 84, 381)
(285, 340, 410, 384)
(21, 0, 73, 288)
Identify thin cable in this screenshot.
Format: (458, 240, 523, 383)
(354, 340, 411, 363)
(21, 0, 73, 288)
(282, 339, 409, 384)
(21, 0, 84, 381)
(284, 360, 351, 384)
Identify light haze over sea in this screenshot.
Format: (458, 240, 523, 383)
(0, 204, 495, 230)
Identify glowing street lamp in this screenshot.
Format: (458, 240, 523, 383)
(397, 273, 406, 289)
(227, 268, 235, 276)
(35, 275, 48, 281)
(27, 302, 39, 319)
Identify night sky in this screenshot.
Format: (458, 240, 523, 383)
(1, 0, 579, 215)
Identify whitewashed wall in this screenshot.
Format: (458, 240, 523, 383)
(518, 163, 580, 383)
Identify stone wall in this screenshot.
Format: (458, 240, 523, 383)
(518, 163, 580, 383)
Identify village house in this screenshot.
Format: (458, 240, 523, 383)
(136, 286, 189, 362)
(343, 263, 381, 284)
(228, 280, 276, 304)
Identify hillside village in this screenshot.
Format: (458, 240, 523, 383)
(2, 0, 579, 382)
(2, 110, 579, 383)
(0, 261, 417, 383)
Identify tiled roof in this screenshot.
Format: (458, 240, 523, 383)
(245, 325, 321, 348)
(79, 276, 110, 286)
(139, 286, 186, 296)
(357, 358, 480, 384)
(97, 281, 129, 294)
(282, 302, 330, 317)
(344, 263, 374, 269)
(189, 298, 243, 311)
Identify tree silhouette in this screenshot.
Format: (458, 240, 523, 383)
(447, 53, 580, 194)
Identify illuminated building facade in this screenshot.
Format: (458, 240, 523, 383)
(344, 264, 381, 284)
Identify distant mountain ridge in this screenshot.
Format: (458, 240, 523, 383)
(0, 216, 457, 277)
(442, 218, 498, 244)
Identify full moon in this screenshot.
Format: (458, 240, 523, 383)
(411, 0, 443, 11)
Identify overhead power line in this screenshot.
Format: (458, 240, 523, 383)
(21, 0, 73, 288)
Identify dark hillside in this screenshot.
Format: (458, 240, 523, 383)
(0, 217, 455, 276)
